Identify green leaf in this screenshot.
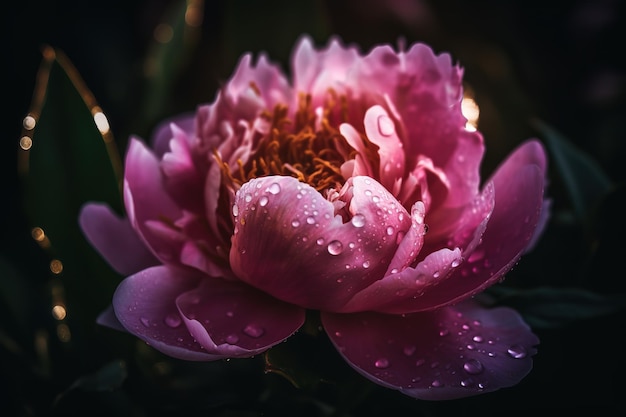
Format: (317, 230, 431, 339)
(486, 286, 626, 329)
(69, 360, 128, 392)
(18, 48, 124, 325)
(532, 119, 613, 224)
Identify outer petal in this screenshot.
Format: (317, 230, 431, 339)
(406, 140, 547, 311)
(230, 175, 411, 311)
(176, 278, 305, 357)
(151, 112, 195, 157)
(322, 300, 539, 400)
(79, 202, 158, 275)
(124, 138, 184, 264)
(112, 266, 219, 361)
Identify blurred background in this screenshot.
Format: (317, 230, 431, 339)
(2, 0, 626, 415)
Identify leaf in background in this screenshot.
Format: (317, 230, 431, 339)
(532, 119, 613, 225)
(68, 360, 128, 392)
(18, 46, 124, 328)
(485, 286, 626, 329)
(138, 0, 203, 132)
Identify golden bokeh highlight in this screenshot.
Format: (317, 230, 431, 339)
(462, 96, 480, 132)
(56, 323, 71, 342)
(50, 259, 64, 274)
(92, 110, 110, 134)
(20, 136, 33, 150)
(23, 115, 36, 130)
(185, 0, 204, 27)
(154, 23, 174, 44)
(52, 305, 67, 320)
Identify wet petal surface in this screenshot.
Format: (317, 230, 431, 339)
(322, 300, 539, 400)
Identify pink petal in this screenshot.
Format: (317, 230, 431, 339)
(96, 305, 126, 332)
(363, 105, 405, 192)
(79, 203, 158, 275)
(408, 141, 547, 311)
(123, 138, 184, 264)
(176, 279, 305, 357)
(322, 300, 539, 400)
(112, 266, 219, 361)
(230, 175, 411, 311)
(151, 112, 195, 157)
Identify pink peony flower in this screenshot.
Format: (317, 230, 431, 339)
(80, 35, 549, 400)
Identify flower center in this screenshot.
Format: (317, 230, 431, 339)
(217, 92, 380, 193)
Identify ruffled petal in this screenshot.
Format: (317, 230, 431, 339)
(230, 175, 411, 311)
(405, 141, 547, 310)
(322, 300, 539, 400)
(176, 279, 305, 357)
(112, 266, 218, 361)
(151, 112, 195, 157)
(123, 138, 184, 264)
(79, 203, 158, 275)
(363, 105, 405, 193)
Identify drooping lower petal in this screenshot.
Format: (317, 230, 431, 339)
(112, 266, 219, 361)
(321, 300, 539, 400)
(79, 203, 158, 275)
(176, 278, 306, 357)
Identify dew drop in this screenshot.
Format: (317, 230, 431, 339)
(439, 328, 449, 337)
(259, 196, 269, 206)
(225, 334, 239, 344)
(226, 311, 234, 318)
(463, 359, 484, 374)
(267, 183, 281, 194)
(415, 358, 426, 367)
(306, 216, 316, 225)
(243, 324, 265, 338)
(232, 204, 239, 217)
(377, 114, 395, 136)
(291, 219, 300, 227)
(244, 193, 253, 202)
(351, 214, 366, 228)
(164, 314, 182, 328)
(327, 240, 344, 255)
(451, 258, 461, 268)
(472, 335, 484, 343)
(374, 358, 390, 369)
(316, 238, 325, 246)
(362, 260, 371, 268)
(403, 345, 416, 356)
(507, 344, 527, 359)
(431, 380, 442, 387)
(140, 317, 150, 327)
(386, 226, 394, 236)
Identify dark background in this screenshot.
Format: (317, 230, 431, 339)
(3, 0, 626, 415)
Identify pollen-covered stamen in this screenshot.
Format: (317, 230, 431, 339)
(217, 92, 381, 193)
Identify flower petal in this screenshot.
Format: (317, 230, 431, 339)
(363, 105, 405, 193)
(112, 266, 218, 361)
(151, 112, 195, 158)
(79, 203, 158, 275)
(322, 300, 539, 400)
(176, 279, 305, 357)
(407, 141, 547, 310)
(230, 175, 411, 311)
(124, 138, 184, 264)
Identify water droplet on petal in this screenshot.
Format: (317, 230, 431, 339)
(306, 216, 316, 225)
(243, 324, 265, 338)
(259, 196, 269, 206)
(140, 317, 150, 327)
(403, 345, 416, 356)
(439, 328, 449, 337)
(377, 114, 395, 136)
(244, 193, 253, 202)
(351, 214, 366, 228)
(463, 359, 484, 374)
(267, 183, 281, 194)
(507, 344, 527, 359)
(374, 358, 390, 369)
(232, 204, 239, 217)
(386, 226, 394, 236)
(415, 358, 426, 367)
(327, 240, 344, 255)
(362, 260, 370, 268)
(225, 334, 239, 344)
(291, 219, 300, 227)
(316, 238, 325, 245)
(164, 314, 182, 328)
(431, 380, 442, 387)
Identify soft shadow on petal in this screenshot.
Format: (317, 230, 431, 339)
(124, 138, 184, 264)
(230, 175, 411, 311)
(176, 279, 305, 357)
(409, 141, 547, 311)
(112, 266, 220, 361)
(79, 203, 158, 276)
(321, 300, 539, 400)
